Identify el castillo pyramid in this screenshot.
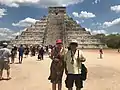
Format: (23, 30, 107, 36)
(10, 7, 107, 48)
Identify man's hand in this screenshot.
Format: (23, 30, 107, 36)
(77, 57, 86, 62)
(81, 57, 86, 62)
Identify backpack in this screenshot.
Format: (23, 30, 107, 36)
(81, 63, 88, 81)
(78, 50, 88, 81)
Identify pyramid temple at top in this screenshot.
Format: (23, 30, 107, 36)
(10, 7, 107, 48)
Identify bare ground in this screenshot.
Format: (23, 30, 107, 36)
(0, 50, 120, 90)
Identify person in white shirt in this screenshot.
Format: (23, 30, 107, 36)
(0, 43, 11, 80)
(64, 40, 86, 90)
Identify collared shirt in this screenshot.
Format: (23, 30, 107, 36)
(0, 48, 11, 62)
(64, 49, 85, 74)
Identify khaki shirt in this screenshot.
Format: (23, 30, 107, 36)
(0, 48, 11, 62)
(64, 49, 85, 74)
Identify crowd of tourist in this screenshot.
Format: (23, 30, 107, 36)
(0, 39, 89, 90)
(0, 43, 51, 80)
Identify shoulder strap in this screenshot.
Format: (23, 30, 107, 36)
(71, 50, 74, 63)
(78, 50, 79, 58)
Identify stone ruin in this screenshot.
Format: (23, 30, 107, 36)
(10, 7, 107, 48)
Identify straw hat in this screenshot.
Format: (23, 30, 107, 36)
(69, 39, 78, 45)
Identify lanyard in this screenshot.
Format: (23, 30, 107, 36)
(70, 50, 76, 64)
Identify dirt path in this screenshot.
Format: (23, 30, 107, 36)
(0, 51, 120, 90)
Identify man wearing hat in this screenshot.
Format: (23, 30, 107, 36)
(0, 43, 11, 80)
(48, 39, 66, 90)
(64, 40, 86, 90)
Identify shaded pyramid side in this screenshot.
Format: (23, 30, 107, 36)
(64, 15, 107, 48)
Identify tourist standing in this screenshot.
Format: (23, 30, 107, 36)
(11, 45, 17, 64)
(118, 48, 120, 53)
(64, 40, 86, 90)
(99, 47, 103, 59)
(48, 39, 65, 90)
(0, 43, 11, 80)
(31, 46, 36, 56)
(38, 47, 44, 60)
(46, 45, 49, 53)
(18, 45, 24, 64)
(24, 45, 29, 58)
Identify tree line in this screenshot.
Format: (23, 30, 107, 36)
(94, 33, 120, 49)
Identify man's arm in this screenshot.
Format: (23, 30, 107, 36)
(80, 54, 86, 62)
(8, 50, 11, 63)
(79, 50, 86, 62)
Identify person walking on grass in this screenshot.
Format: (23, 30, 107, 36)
(64, 40, 87, 90)
(18, 44, 24, 64)
(0, 43, 11, 80)
(48, 39, 66, 90)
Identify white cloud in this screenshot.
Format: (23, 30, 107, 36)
(12, 32, 20, 36)
(0, 0, 39, 7)
(0, 33, 7, 36)
(92, 22, 102, 26)
(72, 11, 96, 19)
(0, 28, 27, 40)
(7, 36, 15, 39)
(0, 0, 84, 8)
(92, 0, 100, 4)
(85, 28, 107, 35)
(12, 17, 39, 27)
(0, 8, 7, 18)
(112, 32, 119, 34)
(85, 28, 91, 32)
(92, 30, 107, 35)
(0, 28, 15, 40)
(111, 5, 120, 13)
(72, 12, 79, 17)
(80, 11, 96, 19)
(103, 18, 120, 28)
(0, 28, 13, 33)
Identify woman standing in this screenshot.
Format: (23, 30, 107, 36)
(48, 39, 65, 90)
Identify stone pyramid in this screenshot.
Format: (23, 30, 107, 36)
(11, 7, 107, 48)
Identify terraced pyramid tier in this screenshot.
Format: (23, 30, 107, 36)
(10, 7, 107, 48)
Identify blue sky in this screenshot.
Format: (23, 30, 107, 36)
(0, 0, 120, 40)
